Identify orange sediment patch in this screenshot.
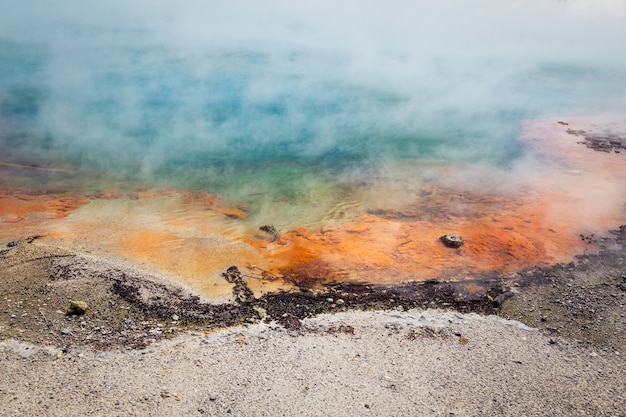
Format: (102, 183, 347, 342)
(244, 117, 626, 287)
(4, 214, 25, 223)
(0, 193, 48, 222)
(45, 195, 90, 219)
(120, 230, 181, 262)
(114, 227, 274, 298)
(0, 188, 88, 223)
(246, 194, 573, 286)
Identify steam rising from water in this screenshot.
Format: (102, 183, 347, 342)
(1, 1, 626, 293)
(2, 0, 625, 187)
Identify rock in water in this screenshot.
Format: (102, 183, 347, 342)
(439, 234, 464, 248)
(67, 300, 88, 316)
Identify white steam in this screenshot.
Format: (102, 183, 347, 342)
(0, 0, 625, 182)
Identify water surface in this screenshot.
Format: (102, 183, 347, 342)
(1, 1, 626, 296)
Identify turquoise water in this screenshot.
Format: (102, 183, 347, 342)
(1, 1, 626, 210)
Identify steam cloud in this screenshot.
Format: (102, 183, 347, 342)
(1, 0, 626, 186)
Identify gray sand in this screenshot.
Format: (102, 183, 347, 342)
(1, 309, 624, 417)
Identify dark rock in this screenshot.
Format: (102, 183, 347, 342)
(222, 266, 255, 304)
(492, 291, 515, 306)
(439, 234, 464, 248)
(259, 225, 279, 240)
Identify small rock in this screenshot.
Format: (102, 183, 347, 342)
(67, 300, 88, 316)
(172, 314, 179, 321)
(618, 283, 626, 292)
(492, 291, 515, 306)
(439, 234, 464, 248)
(259, 225, 278, 238)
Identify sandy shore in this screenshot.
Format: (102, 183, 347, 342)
(1, 236, 625, 416)
(1, 309, 624, 417)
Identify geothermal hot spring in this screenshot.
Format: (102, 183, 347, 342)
(1, 0, 626, 299)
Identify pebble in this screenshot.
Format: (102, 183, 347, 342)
(440, 234, 465, 248)
(67, 300, 88, 316)
(172, 315, 179, 321)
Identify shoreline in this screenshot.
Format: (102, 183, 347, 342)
(1, 221, 624, 350)
(1, 222, 625, 415)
